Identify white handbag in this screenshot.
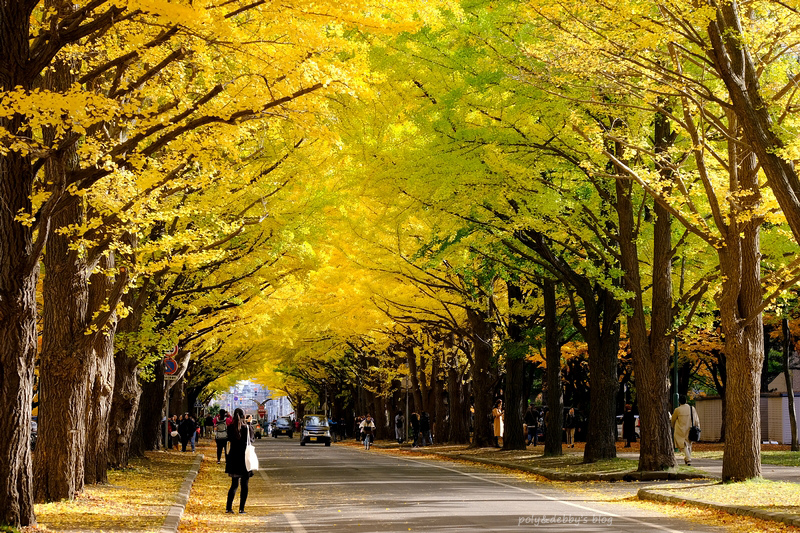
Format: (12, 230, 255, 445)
(244, 428, 259, 471)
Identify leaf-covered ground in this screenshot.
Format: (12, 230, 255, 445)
(176, 441, 301, 533)
(21, 449, 196, 533)
(646, 479, 800, 516)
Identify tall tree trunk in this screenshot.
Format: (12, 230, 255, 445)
(108, 347, 143, 466)
(0, 2, 43, 525)
(139, 365, 166, 451)
(582, 289, 620, 463)
(718, 144, 764, 481)
(35, 195, 92, 502)
(407, 346, 424, 414)
(543, 279, 563, 457)
(0, 146, 38, 524)
(782, 318, 799, 451)
(467, 306, 495, 448)
(503, 282, 528, 450)
(447, 347, 470, 444)
(84, 255, 117, 484)
(614, 161, 676, 471)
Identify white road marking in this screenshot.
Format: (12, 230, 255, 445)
(284, 511, 308, 533)
(290, 480, 470, 485)
(395, 455, 690, 533)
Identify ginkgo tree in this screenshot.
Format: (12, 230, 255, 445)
(0, 0, 442, 525)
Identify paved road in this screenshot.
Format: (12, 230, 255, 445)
(252, 438, 721, 532)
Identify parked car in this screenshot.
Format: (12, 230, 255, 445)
(615, 414, 641, 440)
(273, 416, 294, 438)
(299, 414, 331, 446)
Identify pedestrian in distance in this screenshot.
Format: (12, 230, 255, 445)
(328, 416, 338, 442)
(419, 412, 432, 446)
(170, 415, 180, 450)
(410, 412, 420, 448)
(492, 400, 504, 448)
(671, 395, 700, 466)
(204, 413, 214, 439)
(225, 408, 254, 514)
(524, 405, 539, 446)
(339, 417, 346, 441)
(179, 413, 197, 452)
(564, 408, 576, 448)
(395, 411, 405, 444)
(214, 409, 229, 463)
(189, 415, 199, 452)
(360, 414, 376, 450)
(623, 404, 636, 448)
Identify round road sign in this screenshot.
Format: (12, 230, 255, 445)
(163, 357, 178, 375)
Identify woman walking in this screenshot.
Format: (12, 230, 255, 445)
(225, 408, 254, 514)
(492, 400, 504, 448)
(564, 408, 576, 448)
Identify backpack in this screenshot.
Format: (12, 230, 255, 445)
(215, 419, 227, 440)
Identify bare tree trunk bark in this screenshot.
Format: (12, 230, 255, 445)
(582, 289, 620, 463)
(718, 145, 764, 481)
(543, 279, 563, 457)
(615, 163, 676, 471)
(447, 347, 470, 444)
(84, 255, 118, 484)
(108, 346, 143, 466)
(407, 346, 424, 414)
(35, 195, 92, 502)
(503, 282, 528, 450)
(468, 306, 495, 448)
(782, 318, 799, 451)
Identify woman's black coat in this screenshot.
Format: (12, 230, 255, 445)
(225, 422, 255, 477)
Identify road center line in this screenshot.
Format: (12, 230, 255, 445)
(284, 511, 307, 533)
(394, 455, 688, 533)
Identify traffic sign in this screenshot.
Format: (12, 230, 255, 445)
(164, 345, 179, 358)
(163, 357, 178, 375)
(164, 374, 179, 381)
(258, 406, 266, 417)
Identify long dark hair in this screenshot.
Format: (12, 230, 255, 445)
(232, 408, 246, 439)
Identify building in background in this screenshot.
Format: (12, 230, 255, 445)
(211, 380, 293, 421)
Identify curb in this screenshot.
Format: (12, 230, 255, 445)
(637, 487, 800, 528)
(159, 454, 204, 533)
(414, 449, 706, 482)
(359, 441, 708, 482)
(445, 453, 702, 482)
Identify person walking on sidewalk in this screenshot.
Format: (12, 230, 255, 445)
(360, 414, 376, 450)
(225, 408, 254, 514)
(410, 412, 420, 447)
(395, 411, 405, 444)
(564, 408, 576, 448)
(492, 400, 504, 448)
(214, 410, 229, 463)
(622, 404, 636, 448)
(524, 405, 539, 446)
(671, 395, 700, 466)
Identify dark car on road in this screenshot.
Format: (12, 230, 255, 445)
(273, 416, 294, 438)
(300, 415, 331, 446)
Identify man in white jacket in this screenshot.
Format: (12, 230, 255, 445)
(671, 395, 700, 465)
